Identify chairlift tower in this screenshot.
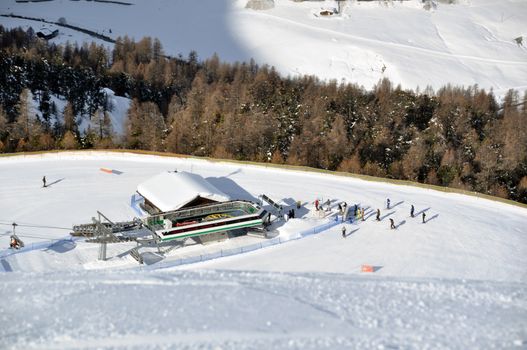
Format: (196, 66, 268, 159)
(92, 211, 118, 261)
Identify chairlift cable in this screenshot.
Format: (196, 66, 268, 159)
(0, 222, 72, 230)
(5, 231, 62, 240)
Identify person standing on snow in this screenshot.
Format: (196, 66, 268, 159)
(390, 218, 395, 229)
(422, 212, 426, 223)
(315, 199, 319, 211)
(387, 198, 391, 209)
(342, 226, 346, 238)
(376, 209, 380, 221)
(410, 205, 415, 218)
(361, 208, 365, 221)
(42, 176, 47, 188)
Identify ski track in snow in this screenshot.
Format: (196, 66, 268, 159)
(241, 9, 527, 66)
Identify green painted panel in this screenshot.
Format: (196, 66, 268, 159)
(160, 219, 263, 241)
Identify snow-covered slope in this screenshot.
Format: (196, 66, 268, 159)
(2, 269, 526, 349)
(1, 0, 526, 96)
(0, 152, 526, 348)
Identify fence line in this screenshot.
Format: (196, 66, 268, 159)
(142, 216, 344, 271)
(0, 215, 345, 272)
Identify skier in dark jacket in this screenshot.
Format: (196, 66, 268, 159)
(390, 218, 395, 229)
(42, 176, 47, 188)
(410, 205, 415, 218)
(342, 226, 346, 238)
(387, 198, 391, 209)
(422, 212, 426, 223)
(376, 209, 380, 221)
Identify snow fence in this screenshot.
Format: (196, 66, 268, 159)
(140, 216, 343, 271)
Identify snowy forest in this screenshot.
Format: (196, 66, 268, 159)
(0, 26, 526, 204)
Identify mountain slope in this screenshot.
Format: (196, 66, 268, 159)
(1, 0, 525, 95)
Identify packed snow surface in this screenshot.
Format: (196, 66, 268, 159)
(0, 152, 526, 348)
(1, 0, 526, 95)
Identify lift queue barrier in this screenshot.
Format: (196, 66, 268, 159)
(141, 216, 342, 271)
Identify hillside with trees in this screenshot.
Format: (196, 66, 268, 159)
(0, 26, 526, 203)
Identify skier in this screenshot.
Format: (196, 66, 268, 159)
(353, 204, 358, 216)
(338, 203, 342, 213)
(387, 198, 391, 209)
(390, 218, 395, 229)
(342, 226, 346, 238)
(361, 208, 365, 221)
(410, 205, 415, 218)
(10, 236, 18, 249)
(42, 176, 47, 188)
(325, 199, 331, 212)
(422, 212, 426, 223)
(315, 199, 319, 211)
(376, 209, 380, 221)
(267, 212, 272, 225)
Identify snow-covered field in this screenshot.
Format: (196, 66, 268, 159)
(0, 152, 526, 348)
(1, 0, 526, 96)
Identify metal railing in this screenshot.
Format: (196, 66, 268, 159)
(139, 217, 342, 271)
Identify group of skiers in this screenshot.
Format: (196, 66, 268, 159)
(314, 199, 332, 212)
(341, 198, 428, 238)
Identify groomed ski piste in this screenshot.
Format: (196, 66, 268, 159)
(0, 151, 526, 349)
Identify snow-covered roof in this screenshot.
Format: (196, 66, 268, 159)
(137, 171, 230, 212)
